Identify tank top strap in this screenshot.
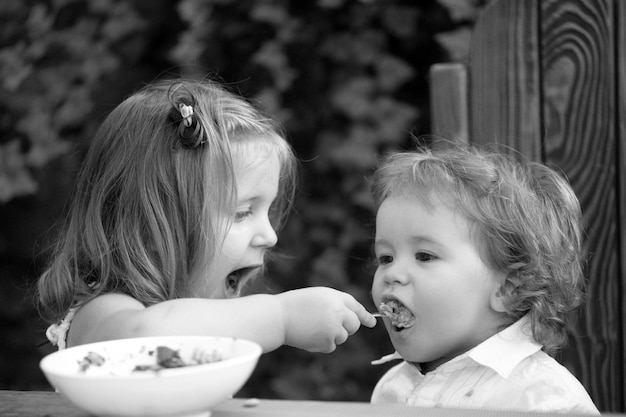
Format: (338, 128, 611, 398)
(46, 307, 78, 350)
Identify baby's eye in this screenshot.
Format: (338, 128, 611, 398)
(377, 255, 394, 265)
(415, 252, 436, 262)
(234, 209, 252, 222)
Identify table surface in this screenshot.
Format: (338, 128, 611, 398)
(0, 390, 614, 417)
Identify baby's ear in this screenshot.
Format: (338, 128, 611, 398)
(490, 267, 520, 313)
(490, 283, 509, 313)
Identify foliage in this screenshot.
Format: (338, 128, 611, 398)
(0, 0, 484, 398)
(0, 0, 146, 201)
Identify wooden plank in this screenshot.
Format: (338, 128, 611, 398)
(467, 0, 541, 159)
(538, 0, 619, 412)
(616, 0, 626, 411)
(429, 63, 469, 145)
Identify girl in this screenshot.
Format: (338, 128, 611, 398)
(37, 77, 376, 353)
(369, 144, 599, 413)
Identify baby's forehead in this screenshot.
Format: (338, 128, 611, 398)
(381, 191, 489, 238)
(387, 186, 455, 211)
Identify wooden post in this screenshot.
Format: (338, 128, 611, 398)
(429, 63, 469, 146)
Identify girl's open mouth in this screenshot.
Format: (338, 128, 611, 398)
(227, 265, 260, 281)
(378, 299, 416, 330)
(226, 266, 261, 295)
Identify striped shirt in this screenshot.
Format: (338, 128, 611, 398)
(371, 317, 599, 414)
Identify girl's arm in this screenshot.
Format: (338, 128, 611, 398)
(67, 288, 377, 353)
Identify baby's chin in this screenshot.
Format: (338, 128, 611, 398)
(393, 348, 445, 372)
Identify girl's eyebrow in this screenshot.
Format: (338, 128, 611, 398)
(236, 195, 259, 204)
(236, 194, 278, 204)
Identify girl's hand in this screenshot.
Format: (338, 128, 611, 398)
(276, 287, 377, 353)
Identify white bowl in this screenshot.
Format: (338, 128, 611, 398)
(39, 336, 262, 417)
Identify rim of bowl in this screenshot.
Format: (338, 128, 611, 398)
(39, 336, 262, 380)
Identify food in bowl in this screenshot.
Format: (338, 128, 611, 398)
(39, 336, 262, 417)
(78, 344, 223, 375)
(379, 300, 415, 329)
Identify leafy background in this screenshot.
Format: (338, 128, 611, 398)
(0, 0, 486, 400)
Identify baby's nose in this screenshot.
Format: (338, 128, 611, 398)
(384, 260, 412, 285)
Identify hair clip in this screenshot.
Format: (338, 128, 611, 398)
(178, 103, 194, 127)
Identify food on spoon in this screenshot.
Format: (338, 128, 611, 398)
(379, 300, 415, 329)
(78, 345, 224, 375)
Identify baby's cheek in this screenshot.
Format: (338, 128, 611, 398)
(370, 276, 384, 303)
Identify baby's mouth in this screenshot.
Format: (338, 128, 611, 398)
(379, 299, 416, 330)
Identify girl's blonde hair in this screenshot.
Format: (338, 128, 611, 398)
(38, 77, 297, 324)
(370, 143, 585, 353)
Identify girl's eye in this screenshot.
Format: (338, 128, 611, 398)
(234, 209, 252, 222)
(415, 252, 436, 262)
(377, 255, 393, 265)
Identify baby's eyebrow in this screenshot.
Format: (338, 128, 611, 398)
(410, 236, 438, 245)
(374, 238, 391, 248)
(374, 235, 443, 251)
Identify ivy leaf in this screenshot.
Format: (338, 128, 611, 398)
(436, 0, 482, 22)
(434, 26, 473, 62)
(318, 125, 378, 171)
(321, 31, 384, 65)
(55, 87, 94, 129)
(375, 54, 414, 91)
(330, 76, 375, 119)
(0, 46, 32, 92)
(0, 141, 38, 203)
(252, 40, 295, 91)
(372, 97, 419, 144)
(381, 5, 420, 39)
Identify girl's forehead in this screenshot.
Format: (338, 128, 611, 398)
(232, 133, 283, 163)
(233, 147, 278, 172)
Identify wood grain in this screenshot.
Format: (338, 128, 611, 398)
(617, 0, 626, 410)
(467, 0, 541, 159)
(539, 0, 620, 411)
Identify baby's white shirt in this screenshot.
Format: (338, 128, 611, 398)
(371, 316, 599, 414)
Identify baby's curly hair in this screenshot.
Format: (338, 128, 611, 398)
(370, 142, 585, 353)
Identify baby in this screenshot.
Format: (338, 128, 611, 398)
(369, 144, 599, 414)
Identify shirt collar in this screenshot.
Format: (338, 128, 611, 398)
(467, 315, 542, 378)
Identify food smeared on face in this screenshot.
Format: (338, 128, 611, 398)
(379, 300, 415, 329)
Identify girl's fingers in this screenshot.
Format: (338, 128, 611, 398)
(334, 328, 349, 346)
(342, 293, 377, 328)
(351, 301, 378, 328)
(342, 311, 361, 335)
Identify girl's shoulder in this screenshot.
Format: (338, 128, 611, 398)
(67, 293, 145, 347)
